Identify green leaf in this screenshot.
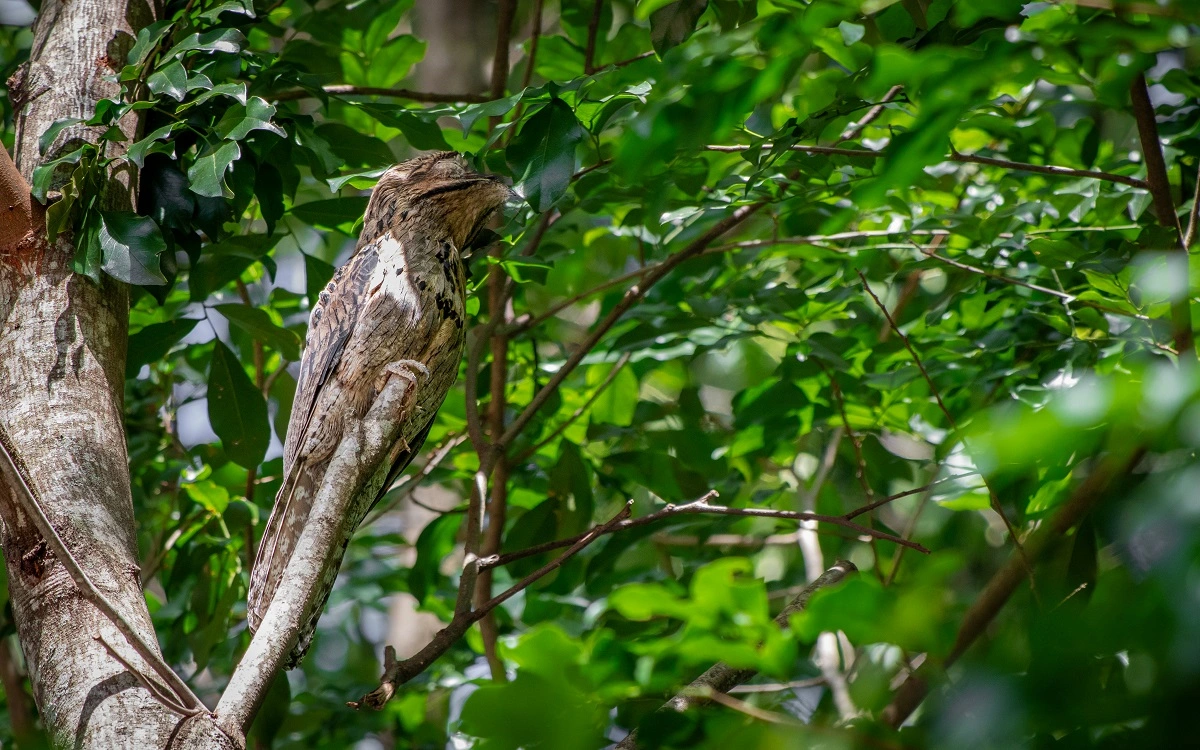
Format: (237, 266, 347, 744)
(507, 98, 585, 212)
(148, 61, 189, 101)
(127, 124, 177, 168)
(498, 258, 552, 284)
(164, 28, 247, 59)
(216, 97, 286, 141)
(358, 105, 450, 150)
(650, 0, 709, 55)
(126, 20, 173, 66)
(126, 318, 200, 374)
(98, 212, 168, 285)
(199, 0, 256, 21)
(589, 365, 638, 426)
(215, 304, 302, 361)
(208, 340, 270, 468)
(290, 197, 368, 235)
(39, 118, 84, 156)
(188, 141, 241, 199)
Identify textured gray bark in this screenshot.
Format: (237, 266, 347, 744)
(0, 1, 423, 741)
(0, 0, 239, 747)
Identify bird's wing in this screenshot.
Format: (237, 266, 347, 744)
(247, 242, 384, 630)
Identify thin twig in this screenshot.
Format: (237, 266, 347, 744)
(584, 0, 604, 73)
(514, 352, 632, 462)
(484, 491, 928, 570)
(838, 85, 903, 143)
(1184, 161, 1200, 249)
(920, 248, 1153, 323)
(463, 322, 496, 457)
(350, 500, 633, 709)
(859, 271, 1034, 591)
(271, 85, 487, 103)
(499, 200, 769, 447)
(824, 367, 884, 580)
(95, 636, 192, 717)
(844, 471, 980, 520)
(362, 432, 469, 527)
(0, 428, 204, 715)
(707, 143, 1149, 189)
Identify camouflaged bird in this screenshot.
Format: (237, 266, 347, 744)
(247, 152, 512, 667)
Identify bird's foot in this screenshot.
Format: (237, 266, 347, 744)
(381, 359, 430, 392)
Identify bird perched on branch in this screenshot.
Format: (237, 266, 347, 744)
(247, 151, 513, 667)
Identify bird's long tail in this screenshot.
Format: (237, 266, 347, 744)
(247, 462, 338, 667)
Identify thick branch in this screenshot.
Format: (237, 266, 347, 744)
(215, 376, 416, 736)
(615, 561, 857, 749)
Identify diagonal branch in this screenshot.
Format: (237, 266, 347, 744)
(1130, 71, 1195, 360)
(0, 426, 204, 715)
(498, 201, 768, 446)
(882, 448, 1143, 727)
(215, 375, 418, 735)
(483, 491, 928, 571)
(857, 272, 1030, 568)
(514, 352, 632, 462)
(349, 499, 633, 709)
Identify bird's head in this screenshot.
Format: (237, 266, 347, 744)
(364, 151, 516, 251)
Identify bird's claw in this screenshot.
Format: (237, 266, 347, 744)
(383, 359, 430, 390)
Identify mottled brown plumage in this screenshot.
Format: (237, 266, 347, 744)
(247, 152, 511, 667)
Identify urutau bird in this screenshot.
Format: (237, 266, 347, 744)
(247, 151, 512, 667)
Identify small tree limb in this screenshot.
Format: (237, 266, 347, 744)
(881, 448, 1143, 728)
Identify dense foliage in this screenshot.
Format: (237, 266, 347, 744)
(3, 0, 1200, 747)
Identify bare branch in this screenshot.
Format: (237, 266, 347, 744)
(1130, 71, 1194, 360)
(0, 427, 204, 715)
(486, 491, 929, 570)
(706, 143, 1150, 189)
(919, 247, 1153, 323)
(838, 84, 903, 143)
(362, 432, 469, 526)
(271, 85, 488, 104)
(882, 448, 1144, 727)
(844, 472, 980, 520)
(615, 561, 857, 749)
(520, 0, 545, 89)
(584, 0, 604, 74)
(350, 500, 633, 709)
(490, 0, 517, 99)
(1184, 161, 1200, 249)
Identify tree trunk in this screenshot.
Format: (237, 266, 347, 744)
(0, 0, 236, 746)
